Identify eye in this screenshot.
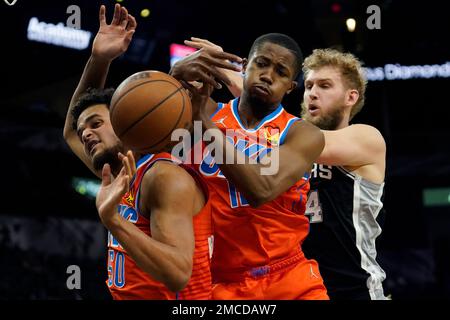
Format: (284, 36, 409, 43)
(255, 59, 267, 67)
(92, 120, 103, 128)
(77, 128, 84, 141)
(277, 69, 287, 77)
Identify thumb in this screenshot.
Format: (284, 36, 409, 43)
(101, 163, 112, 186)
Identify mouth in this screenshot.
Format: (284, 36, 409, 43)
(308, 104, 320, 115)
(253, 84, 270, 96)
(87, 140, 100, 156)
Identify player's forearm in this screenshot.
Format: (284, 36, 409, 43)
(224, 69, 243, 98)
(313, 130, 345, 166)
(104, 214, 192, 292)
(63, 55, 112, 138)
(200, 114, 277, 207)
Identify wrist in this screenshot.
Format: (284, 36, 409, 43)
(90, 53, 113, 65)
(101, 211, 122, 230)
(199, 111, 210, 122)
(200, 113, 218, 133)
(169, 64, 181, 79)
(192, 109, 207, 121)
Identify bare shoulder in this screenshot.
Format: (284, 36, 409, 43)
(142, 161, 197, 195)
(137, 160, 201, 217)
(350, 124, 383, 136)
(349, 124, 386, 152)
(287, 120, 325, 146)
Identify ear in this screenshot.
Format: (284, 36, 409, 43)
(346, 89, 359, 107)
(242, 58, 248, 74)
(286, 81, 297, 95)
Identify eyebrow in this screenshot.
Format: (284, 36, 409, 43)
(257, 55, 289, 67)
(77, 113, 101, 136)
(255, 54, 293, 76)
(277, 62, 290, 73)
(305, 78, 333, 84)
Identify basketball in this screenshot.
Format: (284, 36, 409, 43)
(109, 70, 192, 154)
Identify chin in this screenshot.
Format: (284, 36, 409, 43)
(92, 152, 107, 172)
(92, 146, 122, 172)
(300, 112, 314, 123)
(309, 116, 322, 126)
(248, 93, 274, 110)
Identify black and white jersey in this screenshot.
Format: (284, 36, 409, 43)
(302, 163, 387, 300)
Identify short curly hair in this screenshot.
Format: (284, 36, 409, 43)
(302, 49, 367, 120)
(71, 87, 115, 130)
(249, 33, 303, 79)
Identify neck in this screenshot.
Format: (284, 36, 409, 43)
(239, 93, 280, 129)
(335, 114, 351, 130)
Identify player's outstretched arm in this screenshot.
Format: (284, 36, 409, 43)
(318, 124, 386, 182)
(63, 4, 136, 174)
(97, 160, 201, 292)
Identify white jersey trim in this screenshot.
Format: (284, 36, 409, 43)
(351, 173, 388, 300)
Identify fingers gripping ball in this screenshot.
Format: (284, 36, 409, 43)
(110, 71, 192, 154)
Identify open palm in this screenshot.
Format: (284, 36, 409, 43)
(96, 151, 136, 225)
(92, 4, 137, 61)
(96, 164, 130, 224)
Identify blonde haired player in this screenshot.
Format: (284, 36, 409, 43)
(300, 49, 387, 300)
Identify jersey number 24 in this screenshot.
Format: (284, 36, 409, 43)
(305, 190, 323, 223)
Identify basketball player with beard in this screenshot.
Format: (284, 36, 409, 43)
(63, 4, 241, 299)
(299, 49, 388, 300)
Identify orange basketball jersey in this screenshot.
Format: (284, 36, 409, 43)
(107, 153, 213, 300)
(193, 98, 311, 281)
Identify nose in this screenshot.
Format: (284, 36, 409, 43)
(260, 68, 274, 85)
(81, 128, 93, 144)
(308, 84, 318, 100)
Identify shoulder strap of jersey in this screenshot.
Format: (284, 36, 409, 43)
(211, 98, 236, 119)
(132, 153, 179, 213)
(279, 115, 302, 145)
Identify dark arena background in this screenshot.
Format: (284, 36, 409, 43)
(0, 0, 449, 301)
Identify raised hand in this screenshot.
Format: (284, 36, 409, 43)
(96, 163, 130, 227)
(170, 41, 242, 90)
(184, 37, 224, 53)
(181, 37, 244, 97)
(92, 4, 137, 62)
(119, 150, 137, 177)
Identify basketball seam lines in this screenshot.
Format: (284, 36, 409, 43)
(140, 89, 186, 150)
(117, 85, 183, 139)
(111, 79, 179, 116)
